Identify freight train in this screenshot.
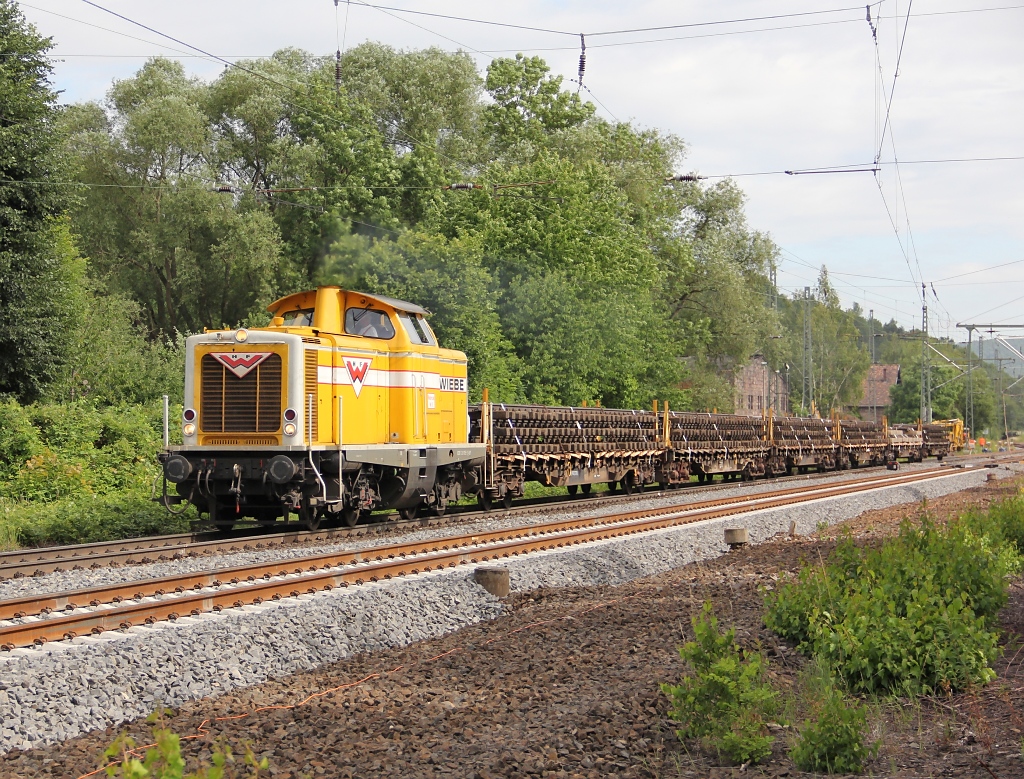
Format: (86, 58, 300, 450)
(159, 286, 965, 529)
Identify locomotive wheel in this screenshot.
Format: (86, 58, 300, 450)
(298, 498, 320, 531)
(567, 485, 578, 496)
(341, 506, 360, 527)
(581, 483, 592, 495)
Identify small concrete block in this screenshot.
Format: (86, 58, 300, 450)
(473, 567, 510, 598)
(724, 528, 749, 547)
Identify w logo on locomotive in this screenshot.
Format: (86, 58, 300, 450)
(211, 352, 272, 378)
(344, 357, 372, 397)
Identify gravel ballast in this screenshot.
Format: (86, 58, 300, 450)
(0, 463, 1016, 755)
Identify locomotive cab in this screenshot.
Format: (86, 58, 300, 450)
(162, 286, 485, 529)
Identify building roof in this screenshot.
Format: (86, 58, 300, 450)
(858, 364, 900, 409)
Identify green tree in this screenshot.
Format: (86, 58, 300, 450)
(483, 54, 595, 149)
(0, 1, 80, 401)
(781, 268, 869, 415)
(64, 58, 285, 335)
(321, 229, 524, 402)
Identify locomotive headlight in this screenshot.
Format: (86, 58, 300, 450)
(283, 422, 297, 436)
(234, 328, 249, 343)
(183, 422, 196, 437)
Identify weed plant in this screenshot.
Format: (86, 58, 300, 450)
(765, 504, 1023, 696)
(789, 661, 877, 773)
(662, 602, 780, 765)
(103, 713, 268, 778)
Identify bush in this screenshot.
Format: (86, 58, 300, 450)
(661, 602, 779, 765)
(765, 511, 1021, 696)
(0, 400, 192, 548)
(790, 664, 876, 773)
(1, 492, 189, 548)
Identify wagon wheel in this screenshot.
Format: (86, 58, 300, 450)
(606, 480, 618, 494)
(501, 490, 514, 510)
(477, 491, 493, 511)
(567, 485, 578, 497)
(621, 472, 635, 496)
(430, 501, 446, 517)
(398, 506, 419, 521)
(580, 483, 592, 495)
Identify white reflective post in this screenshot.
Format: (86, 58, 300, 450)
(162, 395, 169, 447)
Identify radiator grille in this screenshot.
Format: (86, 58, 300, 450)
(304, 350, 318, 442)
(200, 353, 282, 433)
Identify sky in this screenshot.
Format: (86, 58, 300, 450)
(16, 0, 1024, 339)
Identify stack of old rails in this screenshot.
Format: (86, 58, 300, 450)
(921, 422, 954, 457)
(773, 416, 837, 455)
(890, 423, 925, 459)
(665, 412, 767, 454)
(474, 404, 660, 456)
(838, 418, 888, 463)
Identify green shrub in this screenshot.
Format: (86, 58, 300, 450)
(0, 399, 192, 548)
(790, 664, 876, 773)
(0, 399, 42, 481)
(765, 510, 1021, 696)
(661, 602, 779, 765)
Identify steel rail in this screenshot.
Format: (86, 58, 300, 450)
(0, 466, 948, 622)
(0, 466, 969, 649)
(3, 455, 1004, 580)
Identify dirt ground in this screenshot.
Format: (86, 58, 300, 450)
(3, 475, 1023, 779)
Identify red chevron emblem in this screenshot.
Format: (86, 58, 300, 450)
(211, 352, 272, 378)
(344, 357, 372, 397)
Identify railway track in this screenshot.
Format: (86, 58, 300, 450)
(1, 455, 1009, 581)
(0, 465, 978, 650)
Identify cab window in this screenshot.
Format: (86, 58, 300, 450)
(397, 312, 427, 344)
(345, 307, 395, 339)
(415, 315, 437, 345)
(280, 308, 314, 327)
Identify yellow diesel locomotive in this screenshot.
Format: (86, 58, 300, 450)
(161, 286, 485, 528)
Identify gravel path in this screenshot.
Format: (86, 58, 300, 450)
(0, 463, 1016, 755)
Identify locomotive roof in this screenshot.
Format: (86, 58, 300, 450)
(355, 291, 430, 316)
(267, 287, 430, 316)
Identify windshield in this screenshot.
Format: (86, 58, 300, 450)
(345, 307, 396, 339)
